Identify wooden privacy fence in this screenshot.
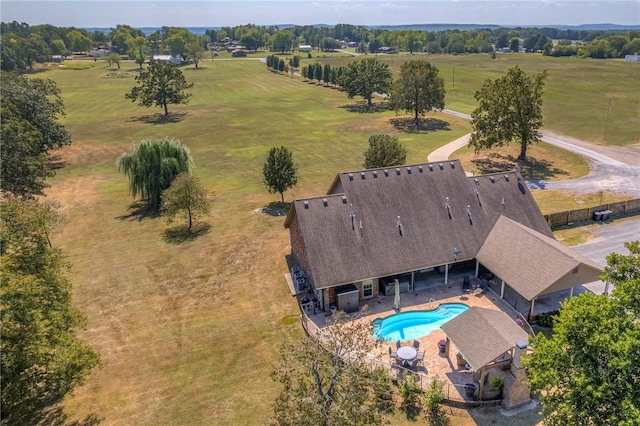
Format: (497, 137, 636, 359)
(543, 198, 640, 229)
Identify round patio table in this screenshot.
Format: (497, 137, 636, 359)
(397, 346, 417, 362)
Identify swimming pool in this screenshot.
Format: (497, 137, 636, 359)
(372, 303, 469, 341)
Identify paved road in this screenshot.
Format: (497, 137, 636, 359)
(436, 110, 640, 197)
(573, 218, 640, 294)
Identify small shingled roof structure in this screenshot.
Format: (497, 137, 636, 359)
(477, 216, 604, 301)
(441, 307, 529, 371)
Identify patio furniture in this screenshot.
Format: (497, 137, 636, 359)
(389, 347, 398, 359)
(416, 351, 424, 362)
(473, 287, 484, 296)
(397, 346, 417, 366)
(396, 340, 402, 349)
(412, 340, 420, 349)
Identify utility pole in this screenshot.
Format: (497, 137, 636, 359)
(604, 98, 612, 141)
(452, 65, 455, 89)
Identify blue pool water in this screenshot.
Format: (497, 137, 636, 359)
(372, 303, 469, 341)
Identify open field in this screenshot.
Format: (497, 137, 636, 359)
(36, 55, 634, 424)
(312, 52, 640, 146)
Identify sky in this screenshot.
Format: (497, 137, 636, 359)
(2, 0, 639, 28)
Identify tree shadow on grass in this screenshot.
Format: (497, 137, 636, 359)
(339, 100, 390, 113)
(260, 201, 291, 216)
(115, 202, 160, 222)
(127, 111, 189, 125)
(470, 152, 570, 182)
(390, 117, 450, 133)
(162, 222, 211, 244)
(32, 405, 102, 426)
(48, 155, 69, 171)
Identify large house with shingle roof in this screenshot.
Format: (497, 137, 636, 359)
(284, 160, 602, 319)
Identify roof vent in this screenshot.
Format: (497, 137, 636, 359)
(439, 163, 444, 170)
(406, 167, 412, 174)
(348, 173, 353, 181)
(322, 198, 328, 207)
(349, 204, 356, 230)
(360, 172, 366, 179)
(384, 169, 389, 177)
(450, 161, 455, 168)
(341, 195, 347, 204)
(396, 168, 401, 176)
(505, 175, 509, 182)
(490, 176, 495, 183)
(474, 178, 479, 185)
(373, 171, 378, 178)
(396, 216, 403, 236)
(428, 164, 433, 171)
(445, 197, 451, 219)
(303, 201, 309, 209)
(359, 220, 364, 237)
(418, 166, 423, 173)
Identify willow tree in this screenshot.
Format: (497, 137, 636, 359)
(389, 60, 445, 125)
(117, 137, 193, 208)
(469, 66, 548, 162)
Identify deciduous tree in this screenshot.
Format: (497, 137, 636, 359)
(185, 41, 205, 69)
(0, 72, 71, 198)
(117, 137, 193, 208)
(469, 66, 548, 162)
(271, 312, 391, 426)
(161, 172, 210, 232)
(0, 198, 99, 424)
(271, 30, 294, 54)
(262, 146, 298, 202)
(125, 59, 194, 116)
(126, 35, 149, 70)
(389, 60, 445, 125)
(105, 52, 121, 69)
(340, 58, 392, 107)
(363, 134, 407, 169)
(524, 241, 640, 425)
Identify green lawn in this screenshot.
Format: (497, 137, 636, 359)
(38, 55, 634, 425)
(313, 52, 640, 146)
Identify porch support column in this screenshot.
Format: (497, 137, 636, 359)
(474, 259, 479, 277)
(570, 286, 574, 297)
(500, 280, 505, 299)
(478, 367, 487, 400)
(529, 298, 536, 320)
(444, 264, 449, 284)
(411, 271, 415, 292)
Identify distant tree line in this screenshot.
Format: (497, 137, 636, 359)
(3, 20, 639, 73)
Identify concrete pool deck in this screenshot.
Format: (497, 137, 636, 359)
(299, 276, 530, 402)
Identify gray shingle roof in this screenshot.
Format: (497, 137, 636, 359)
(477, 216, 603, 300)
(441, 307, 529, 370)
(284, 160, 552, 289)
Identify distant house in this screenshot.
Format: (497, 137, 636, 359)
(152, 55, 181, 65)
(625, 55, 640, 62)
(298, 45, 313, 52)
(89, 48, 109, 58)
(377, 46, 395, 54)
(50, 55, 65, 63)
(284, 160, 603, 319)
(231, 49, 247, 57)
